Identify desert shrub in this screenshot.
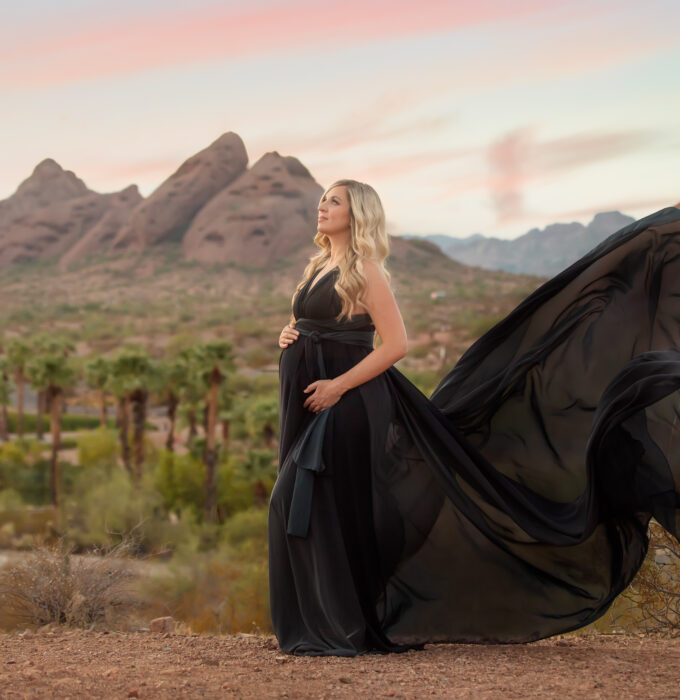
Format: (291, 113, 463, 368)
(76, 427, 118, 468)
(216, 458, 262, 517)
(244, 346, 274, 368)
(153, 450, 205, 518)
(156, 449, 261, 515)
(0, 439, 78, 504)
(408, 343, 433, 360)
(0, 489, 27, 548)
(0, 539, 138, 630)
(398, 368, 441, 397)
(6, 411, 115, 433)
(152, 448, 268, 523)
(62, 465, 194, 554)
(0, 438, 44, 469)
(139, 507, 270, 634)
(469, 313, 506, 339)
(232, 318, 264, 342)
(221, 507, 268, 557)
(0, 488, 23, 511)
(410, 314, 435, 335)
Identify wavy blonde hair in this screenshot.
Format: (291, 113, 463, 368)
(291, 179, 391, 323)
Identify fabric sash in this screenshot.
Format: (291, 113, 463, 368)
(286, 320, 375, 538)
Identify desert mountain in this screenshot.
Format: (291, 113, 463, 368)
(0, 158, 91, 225)
(410, 211, 636, 276)
(0, 132, 469, 278)
(0, 159, 142, 267)
(182, 151, 322, 268)
(110, 132, 248, 251)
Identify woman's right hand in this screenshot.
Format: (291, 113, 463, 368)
(279, 321, 300, 349)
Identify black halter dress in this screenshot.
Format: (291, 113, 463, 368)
(268, 206, 680, 656)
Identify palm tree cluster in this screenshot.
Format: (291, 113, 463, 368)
(0, 338, 247, 522)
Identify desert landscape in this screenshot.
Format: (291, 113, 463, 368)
(1, 132, 679, 697)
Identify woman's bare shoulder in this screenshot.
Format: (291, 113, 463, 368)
(359, 258, 387, 279)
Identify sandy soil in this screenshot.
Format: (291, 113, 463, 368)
(0, 630, 679, 699)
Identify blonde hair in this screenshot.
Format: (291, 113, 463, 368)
(291, 179, 391, 323)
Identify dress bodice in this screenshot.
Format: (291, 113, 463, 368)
(293, 266, 374, 329)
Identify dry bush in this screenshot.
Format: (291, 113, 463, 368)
(596, 521, 680, 636)
(139, 507, 270, 634)
(622, 521, 680, 635)
(0, 538, 139, 630)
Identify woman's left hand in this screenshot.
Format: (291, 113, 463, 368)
(303, 379, 344, 413)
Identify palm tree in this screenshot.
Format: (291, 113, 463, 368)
(32, 334, 55, 441)
(156, 362, 178, 452)
(0, 357, 13, 442)
(218, 383, 234, 447)
(106, 368, 133, 477)
(196, 341, 235, 522)
(158, 352, 198, 452)
(246, 395, 279, 449)
(6, 339, 31, 437)
(176, 348, 205, 448)
(25, 340, 77, 508)
(238, 448, 277, 507)
(84, 357, 113, 428)
(107, 348, 161, 483)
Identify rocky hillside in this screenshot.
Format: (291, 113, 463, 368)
(411, 211, 638, 276)
(0, 132, 460, 276)
(0, 132, 319, 270)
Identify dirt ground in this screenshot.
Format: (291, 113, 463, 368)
(0, 630, 679, 699)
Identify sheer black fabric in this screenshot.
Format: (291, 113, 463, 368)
(268, 206, 680, 655)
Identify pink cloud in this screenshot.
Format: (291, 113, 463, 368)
(432, 126, 661, 222)
(255, 89, 460, 157)
(487, 127, 534, 222)
(1, 0, 558, 89)
(491, 127, 658, 222)
(306, 147, 474, 187)
(355, 148, 476, 180)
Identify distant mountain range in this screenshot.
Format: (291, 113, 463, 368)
(403, 211, 639, 276)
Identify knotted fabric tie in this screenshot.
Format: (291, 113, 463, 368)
(286, 321, 375, 538)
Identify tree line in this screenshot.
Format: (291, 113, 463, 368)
(0, 337, 277, 522)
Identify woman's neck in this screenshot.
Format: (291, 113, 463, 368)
(327, 247, 348, 267)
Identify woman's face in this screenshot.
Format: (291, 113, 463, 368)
(318, 185, 351, 237)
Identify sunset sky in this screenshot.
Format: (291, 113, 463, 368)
(3, 0, 679, 239)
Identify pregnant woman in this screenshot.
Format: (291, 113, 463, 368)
(268, 178, 680, 656)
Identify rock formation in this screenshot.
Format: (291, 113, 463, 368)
(59, 186, 143, 268)
(0, 158, 91, 225)
(0, 160, 141, 267)
(110, 132, 248, 251)
(182, 151, 322, 267)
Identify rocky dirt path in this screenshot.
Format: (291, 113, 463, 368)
(0, 630, 678, 698)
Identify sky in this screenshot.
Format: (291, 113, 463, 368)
(2, 0, 679, 239)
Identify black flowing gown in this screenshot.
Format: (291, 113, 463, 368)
(268, 206, 680, 656)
